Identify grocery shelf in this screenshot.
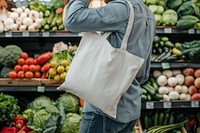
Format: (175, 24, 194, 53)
(151, 62, 200, 69)
(0, 28, 200, 38)
(0, 31, 82, 38)
(0, 86, 61, 92)
(142, 101, 200, 109)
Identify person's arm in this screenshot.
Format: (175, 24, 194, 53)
(64, 0, 129, 32)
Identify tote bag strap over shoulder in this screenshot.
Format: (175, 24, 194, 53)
(121, 0, 134, 50)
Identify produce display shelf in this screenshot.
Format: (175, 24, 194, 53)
(142, 101, 200, 109)
(156, 26, 200, 34)
(0, 86, 61, 92)
(0, 31, 82, 38)
(0, 28, 200, 38)
(151, 62, 200, 69)
(0, 78, 63, 87)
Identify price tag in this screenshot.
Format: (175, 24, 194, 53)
(188, 29, 195, 34)
(191, 101, 199, 108)
(22, 31, 29, 37)
(5, 32, 12, 37)
(164, 28, 172, 33)
(163, 102, 171, 108)
(37, 86, 45, 93)
(161, 63, 170, 69)
(146, 102, 154, 109)
(78, 33, 83, 36)
(43, 32, 50, 37)
(196, 30, 200, 34)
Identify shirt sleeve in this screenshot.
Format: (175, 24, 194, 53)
(64, 0, 129, 32)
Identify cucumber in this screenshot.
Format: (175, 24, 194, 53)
(147, 93, 152, 101)
(180, 15, 199, 21)
(154, 111, 159, 126)
(141, 94, 147, 101)
(149, 77, 158, 91)
(158, 112, 164, 125)
(142, 84, 156, 95)
(166, 55, 178, 61)
(141, 88, 148, 94)
(169, 112, 175, 124)
(152, 93, 163, 101)
(163, 112, 170, 125)
(144, 112, 149, 129)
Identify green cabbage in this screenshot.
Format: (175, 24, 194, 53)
(149, 5, 164, 15)
(146, 0, 158, 5)
(56, 93, 79, 114)
(162, 9, 178, 26)
(60, 113, 81, 133)
(29, 96, 52, 111)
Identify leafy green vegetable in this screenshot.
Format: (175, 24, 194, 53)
(154, 14, 162, 26)
(162, 9, 178, 26)
(60, 113, 81, 133)
(0, 45, 22, 67)
(0, 66, 13, 78)
(29, 96, 52, 111)
(56, 93, 79, 114)
(0, 93, 20, 127)
(177, 1, 195, 16)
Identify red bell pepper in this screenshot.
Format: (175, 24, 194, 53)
(37, 52, 52, 65)
(1, 127, 18, 133)
(20, 125, 30, 132)
(14, 115, 24, 122)
(15, 120, 25, 129)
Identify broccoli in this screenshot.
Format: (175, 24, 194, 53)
(0, 45, 22, 67)
(0, 66, 13, 78)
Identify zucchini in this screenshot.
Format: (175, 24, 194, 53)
(144, 112, 149, 129)
(147, 93, 152, 101)
(180, 15, 199, 21)
(160, 51, 171, 61)
(161, 36, 169, 42)
(164, 41, 174, 47)
(158, 112, 164, 125)
(169, 112, 175, 124)
(177, 19, 197, 29)
(141, 88, 148, 94)
(149, 77, 158, 91)
(154, 111, 159, 126)
(163, 112, 170, 125)
(166, 54, 178, 61)
(155, 52, 167, 61)
(47, 10, 55, 24)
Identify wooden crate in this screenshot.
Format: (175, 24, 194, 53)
(0, 78, 41, 86)
(41, 79, 63, 86)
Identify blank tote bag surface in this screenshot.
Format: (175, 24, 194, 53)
(57, 1, 144, 118)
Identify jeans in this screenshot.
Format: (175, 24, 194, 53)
(79, 111, 137, 133)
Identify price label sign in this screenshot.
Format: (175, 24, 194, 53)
(22, 32, 29, 37)
(43, 32, 50, 37)
(188, 29, 195, 34)
(146, 102, 154, 109)
(164, 28, 172, 33)
(5, 32, 12, 37)
(196, 30, 200, 34)
(161, 63, 170, 69)
(191, 101, 199, 108)
(163, 102, 171, 108)
(37, 86, 45, 93)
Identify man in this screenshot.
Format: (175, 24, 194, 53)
(64, 0, 156, 132)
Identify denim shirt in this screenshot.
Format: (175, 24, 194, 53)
(64, 0, 156, 123)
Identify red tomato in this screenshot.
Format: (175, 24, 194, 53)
(8, 71, 17, 79)
(20, 52, 29, 60)
(17, 71, 25, 79)
(25, 71, 34, 79)
(33, 59, 38, 65)
(18, 58, 25, 66)
(22, 65, 29, 72)
(29, 65, 36, 72)
(35, 65, 41, 72)
(42, 72, 47, 79)
(34, 71, 41, 78)
(14, 65, 22, 72)
(26, 58, 35, 66)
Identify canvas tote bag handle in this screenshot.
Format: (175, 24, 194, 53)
(121, 0, 134, 50)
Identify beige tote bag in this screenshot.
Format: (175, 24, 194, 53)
(57, 1, 144, 118)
